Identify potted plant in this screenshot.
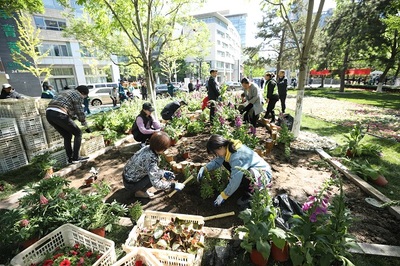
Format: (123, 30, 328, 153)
(287, 176, 356, 266)
(343, 123, 365, 157)
(30, 151, 57, 178)
(236, 169, 287, 265)
(344, 159, 388, 186)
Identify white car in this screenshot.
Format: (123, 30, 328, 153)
(224, 81, 242, 91)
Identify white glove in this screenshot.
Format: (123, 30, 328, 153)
(163, 171, 175, 180)
(214, 195, 225, 206)
(197, 166, 205, 182)
(174, 182, 185, 191)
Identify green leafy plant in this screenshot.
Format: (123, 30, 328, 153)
(342, 123, 382, 158)
(343, 159, 383, 181)
(129, 201, 143, 224)
(236, 169, 287, 260)
(199, 168, 229, 199)
(277, 122, 294, 159)
(30, 151, 57, 176)
(287, 174, 356, 266)
(186, 121, 205, 135)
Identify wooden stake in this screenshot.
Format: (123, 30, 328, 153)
(204, 211, 235, 221)
(168, 175, 194, 197)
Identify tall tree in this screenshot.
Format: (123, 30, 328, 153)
(60, 0, 205, 108)
(11, 11, 52, 86)
(0, 0, 43, 14)
(264, 0, 325, 137)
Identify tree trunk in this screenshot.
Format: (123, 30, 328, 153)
(339, 39, 351, 93)
(292, 56, 307, 138)
(276, 28, 286, 74)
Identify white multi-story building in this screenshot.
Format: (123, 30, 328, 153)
(188, 12, 242, 83)
(0, 0, 120, 95)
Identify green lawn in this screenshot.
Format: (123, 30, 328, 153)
(288, 88, 400, 110)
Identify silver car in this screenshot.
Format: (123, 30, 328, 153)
(88, 87, 115, 106)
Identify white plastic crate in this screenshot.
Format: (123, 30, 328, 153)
(81, 135, 105, 156)
(17, 116, 44, 134)
(10, 223, 116, 266)
(26, 148, 68, 167)
(124, 211, 205, 266)
(0, 118, 19, 138)
(45, 127, 64, 148)
(22, 131, 48, 150)
(0, 135, 25, 157)
(0, 152, 28, 173)
(26, 146, 52, 162)
(35, 98, 51, 115)
(113, 247, 162, 266)
(0, 98, 38, 118)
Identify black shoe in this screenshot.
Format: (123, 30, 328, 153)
(70, 156, 89, 164)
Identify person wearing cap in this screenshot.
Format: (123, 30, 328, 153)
(207, 69, 220, 122)
(131, 102, 161, 146)
(123, 131, 185, 198)
(46, 85, 90, 164)
(0, 83, 22, 99)
(160, 100, 187, 121)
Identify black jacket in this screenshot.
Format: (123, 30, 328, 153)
(207, 76, 220, 100)
(0, 89, 21, 99)
(161, 101, 180, 120)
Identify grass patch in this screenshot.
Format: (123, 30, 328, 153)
(288, 88, 400, 110)
(292, 111, 400, 200)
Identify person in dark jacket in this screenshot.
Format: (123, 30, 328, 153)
(167, 81, 175, 97)
(188, 80, 194, 92)
(160, 100, 187, 121)
(277, 70, 288, 113)
(0, 83, 22, 99)
(41, 84, 56, 99)
(207, 69, 220, 122)
(131, 102, 161, 146)
(45, 85, 90, 164)
(263, 73, 280, 123)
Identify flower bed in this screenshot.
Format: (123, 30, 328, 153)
(10, 223, 116, 266)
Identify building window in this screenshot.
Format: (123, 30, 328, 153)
(39, 43, 72, 57)
(34, 16, 66, 31)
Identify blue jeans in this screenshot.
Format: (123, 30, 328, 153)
(46, 110, 82, 160)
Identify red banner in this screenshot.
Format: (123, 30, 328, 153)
(310, 69, 331, 76)
(345, 68, 371, 75)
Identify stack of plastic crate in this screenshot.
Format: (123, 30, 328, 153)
(37, 99, 64, 148)
(0, 118, 28, 173)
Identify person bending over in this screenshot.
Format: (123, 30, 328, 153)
(197, 134, 272, 207)
(161, 100, 187, 121)
(122, 131, 185, 198)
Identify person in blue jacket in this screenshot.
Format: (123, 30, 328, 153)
(197, 134, 272, 206)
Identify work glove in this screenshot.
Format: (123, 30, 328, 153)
(197, 166, 205, 182)
(85, 127, 92, 133)
(163, 171, 175, 180)
(174, 182, 185, 191)
(214, 195, 225, 206)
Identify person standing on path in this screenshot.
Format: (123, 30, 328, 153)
(207, 69, 220, 123)
(263, 73, 279, 123)
(277, 70, 288, 113)
(45, 85, 90, 164)
(110, 87, 118, 107)
(141, 81, 148, 100)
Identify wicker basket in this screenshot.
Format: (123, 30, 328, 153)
(124, 210, 205, 266)
(10, 223, 116, 266)
(80, 135, 105, 156)
(113, 247, 162, 266)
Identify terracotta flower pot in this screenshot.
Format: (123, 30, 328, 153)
(21, 236, 40, 249)
(265, 139, 274, 154)
(44, 168, 53, 179)
(183, 152, 190, 159)
(372, 175, 388, 186)
(90, 227, 106, 237)
(250, 249, 268, 266)
(271, 242, 289, 262)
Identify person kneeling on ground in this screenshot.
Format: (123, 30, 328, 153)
(131, 102, 161, 147)
(197, 134, 272, 207)
(161, 100, 187, 121)
(122, 131, 185, 198)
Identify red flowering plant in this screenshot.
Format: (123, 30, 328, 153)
(287, 172, 357, 266)
(30, 243, 102, 266)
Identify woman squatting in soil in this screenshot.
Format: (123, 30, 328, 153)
(197, 134, 272, 207)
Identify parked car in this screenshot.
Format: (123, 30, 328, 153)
(88, 87, 114, 106)
(224, 81, 242, 91)
(155, 84, 181, 94)
(86, 82, 118, 90)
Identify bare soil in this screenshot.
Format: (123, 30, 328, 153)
(65, 125, 400, 247)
